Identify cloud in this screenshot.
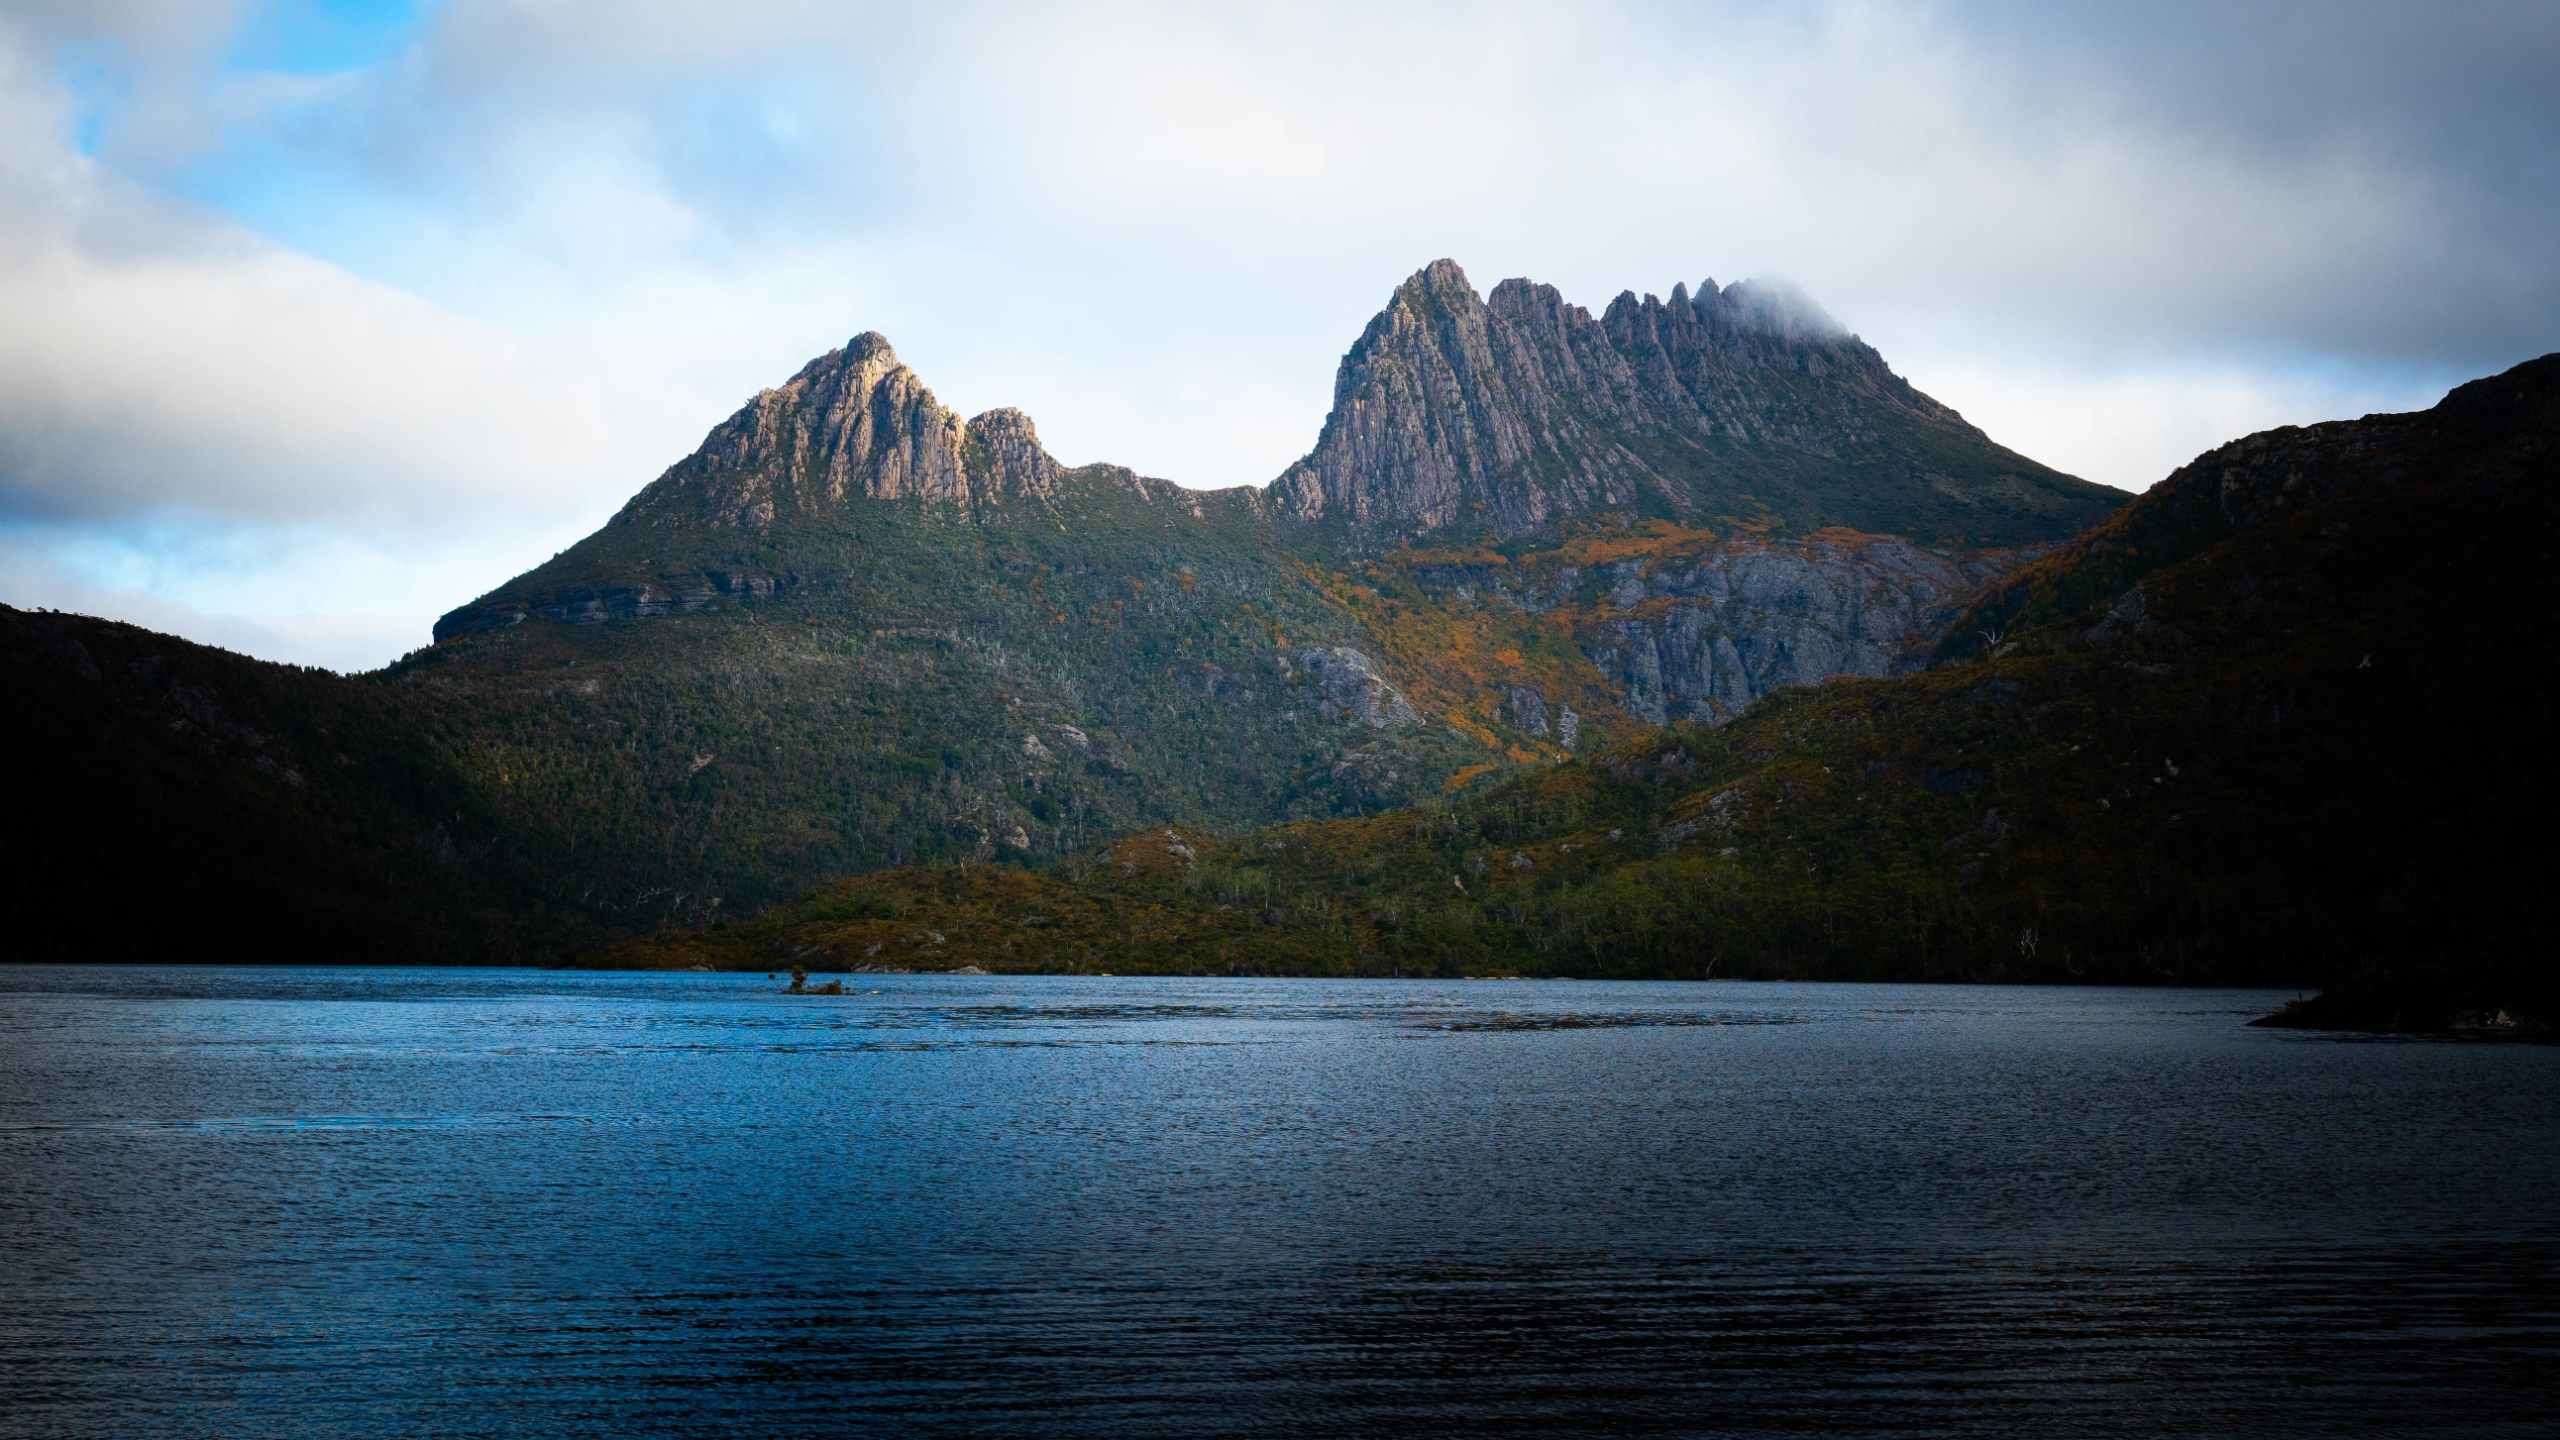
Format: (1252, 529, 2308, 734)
(0, 23, 611, 533)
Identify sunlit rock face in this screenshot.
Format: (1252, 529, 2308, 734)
(1271, 259, 2119, 550)
(614, 333, 1068, 531)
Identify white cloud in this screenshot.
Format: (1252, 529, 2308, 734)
(0, 24, 609, 532)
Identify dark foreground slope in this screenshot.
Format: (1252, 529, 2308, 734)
(0, 608, 552, 961)
(612, 357, 2556, 1010)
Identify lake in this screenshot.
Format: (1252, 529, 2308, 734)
(3, 968, 2554, 1436)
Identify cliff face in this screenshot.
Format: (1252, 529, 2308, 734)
(1270, 260, 2120, 548)
(1242, 260, 2120, 727)
(1561, 536, 2012, 726)
(432, 341, 1193, 640)
(1330, 525, 2014, 755)
(437, 261, 2122, 740)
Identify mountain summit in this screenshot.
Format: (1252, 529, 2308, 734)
(1271, 260, 2118, 547)
(615, 332, 1068, 531)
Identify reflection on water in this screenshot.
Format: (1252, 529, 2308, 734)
(3, 968, 2554, 1437)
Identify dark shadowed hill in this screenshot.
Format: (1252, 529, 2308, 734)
(0, 607, 548, 962)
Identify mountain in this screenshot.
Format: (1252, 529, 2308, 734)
(4, 259, 2125, 960)
(605, 355, 2558, 1024)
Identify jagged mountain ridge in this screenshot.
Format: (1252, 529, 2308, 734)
(437, 259, 2116, 638)
(1269, 260, 2119, 547)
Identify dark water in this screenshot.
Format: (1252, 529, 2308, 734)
(3, 969, 2555, 1437)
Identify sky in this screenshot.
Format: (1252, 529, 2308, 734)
(1, 1, 2552, 672)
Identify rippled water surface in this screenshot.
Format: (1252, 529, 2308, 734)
(4, 968, 2555, 1436)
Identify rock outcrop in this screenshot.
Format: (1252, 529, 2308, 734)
(1291, 646, 1420, 729)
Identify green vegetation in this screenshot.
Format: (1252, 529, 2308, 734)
(397, 480, 1494, 926)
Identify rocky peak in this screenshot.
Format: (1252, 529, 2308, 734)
(1273, 259, 2104, 548)
(612, 334, 1064, 531)
(1403, 256, 1476, 301)
(1272, 260, 1652, 536)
